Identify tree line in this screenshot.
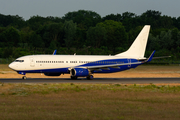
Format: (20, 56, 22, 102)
(0, 10, 180, 63)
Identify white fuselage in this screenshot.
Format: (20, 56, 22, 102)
(9, 55, 140, 73)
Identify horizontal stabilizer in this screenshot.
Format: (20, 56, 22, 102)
(152, 56, 171, 59)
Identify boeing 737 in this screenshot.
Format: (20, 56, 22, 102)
(9, 25, 155, 80)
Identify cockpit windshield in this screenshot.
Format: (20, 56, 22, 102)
(15, 60, 24, 62)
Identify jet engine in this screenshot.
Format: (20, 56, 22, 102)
(70, 68, 90, 77)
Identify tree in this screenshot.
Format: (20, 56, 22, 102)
(74, 27, 86, 48)
(102, 14, 122, 22)
(97, 20, 127, 53)
(27, 16, 58, 31)
(121, 12, 139, 31)
(176, 17, 180, 30)
(147, 33, 161, 51)
(63, 10, 101, 29)
(158, 30, 173, 50)
(172, 28, 180, 49)
(140, 10, 161, 28)
(0, 10, 180, 60)
(87, 25, 107, 48)
(0, 27, 20, 47)
(122, 12, 136, 20)
(41, 22, 64, 48)
(64, 20, 77, 48)
(29, 32, 44, 48)
(159, 15, 173, 28)
(0, 14, 25, 28)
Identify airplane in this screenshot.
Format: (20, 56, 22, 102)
(9, 25, 158, 80)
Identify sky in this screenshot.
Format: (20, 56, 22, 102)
(0, 0, 180, 20)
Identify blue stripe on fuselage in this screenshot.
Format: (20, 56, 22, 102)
(78, 58, 138, 67)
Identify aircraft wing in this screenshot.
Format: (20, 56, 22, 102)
(75, 51, 156, 71)
(86, 62, 141, 71)
(69, 51, 167, 72)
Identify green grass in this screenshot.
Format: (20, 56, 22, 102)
(1, 83, 180, 95)
(0, 83, 180, 120)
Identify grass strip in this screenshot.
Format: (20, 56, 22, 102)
(1, 83, 180, 95)
(0, 83, 180, 120)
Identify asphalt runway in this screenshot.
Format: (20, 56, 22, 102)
(0, 78, 180, 84)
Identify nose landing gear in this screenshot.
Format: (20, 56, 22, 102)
(18, 72, 26, 79)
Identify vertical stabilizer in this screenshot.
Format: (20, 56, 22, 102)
(115, 25, 150, 59)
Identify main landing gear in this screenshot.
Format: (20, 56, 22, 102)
(87, 75, 94, 80)
(71, 76, 77, 80)
(70, 75, 94, 80)
(22, 76, 27, 79)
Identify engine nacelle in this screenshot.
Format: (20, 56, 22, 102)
(71, 68, 90, 77)
(44, 73, 61, 76)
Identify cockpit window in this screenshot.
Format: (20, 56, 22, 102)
(15, 60, 24, 62)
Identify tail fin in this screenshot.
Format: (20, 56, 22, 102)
(115, 25, 150, 59)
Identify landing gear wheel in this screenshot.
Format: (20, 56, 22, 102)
(87, 75, 93, 80)
(71, 76, 77, 80)
(22, 76, 27, 80)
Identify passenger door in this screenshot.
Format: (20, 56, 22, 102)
(30, 57, 35, 67)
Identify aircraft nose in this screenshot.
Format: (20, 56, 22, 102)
(9, 63, 13, 69)
(9, 63, 16, 70)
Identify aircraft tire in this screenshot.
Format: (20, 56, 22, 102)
(87, 75, 93, 80)
(71, 76, 77, 80)
(22, 76, 27, 80)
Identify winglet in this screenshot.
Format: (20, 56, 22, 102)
(146, 51, 156, 63)
(53, 50, 57, 55)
